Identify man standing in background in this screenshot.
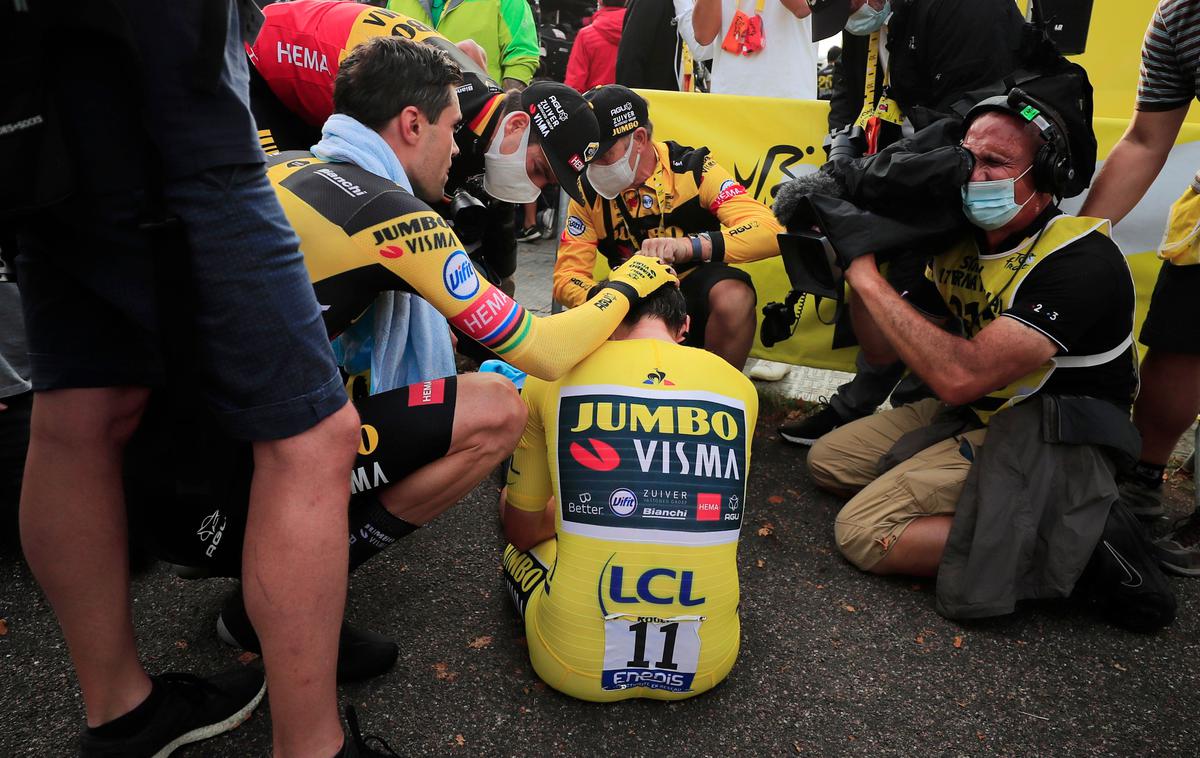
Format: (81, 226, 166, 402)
(387, 0, 540, 91)
(692, 0, 817, 99)
(565, 0, 627, 92)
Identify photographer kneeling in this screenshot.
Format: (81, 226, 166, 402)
(806, 93, 1174, 631)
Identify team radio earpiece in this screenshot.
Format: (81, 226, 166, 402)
(965, 87, 1075, 198)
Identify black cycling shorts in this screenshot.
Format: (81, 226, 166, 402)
(127, 376, 458, 576)
(679, 262, 756, 348)
(1139, 261, 1200, 354)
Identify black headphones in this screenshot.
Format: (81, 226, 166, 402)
(964, 87, 1075, 198)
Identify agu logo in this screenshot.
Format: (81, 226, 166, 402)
(609, 488, 638, 516)
(443, 250, 479, 300)
(567, 215, 586, 236)
(569, 438, 621, 471)
(696, 493, 721, 521)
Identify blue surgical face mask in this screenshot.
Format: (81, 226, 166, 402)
(961, 164, 1034, 230)
(845, 1, 892, 36)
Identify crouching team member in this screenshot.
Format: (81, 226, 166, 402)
(553, 85, 783, 369)
(500, 285, 757, 701)
(130, 36, 676, 681)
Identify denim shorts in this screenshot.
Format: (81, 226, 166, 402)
(16, 163, 346, 441)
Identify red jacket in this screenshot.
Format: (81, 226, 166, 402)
(564, 6, 626, 91)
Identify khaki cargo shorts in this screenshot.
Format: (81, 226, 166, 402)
(807, 398, 987, 570)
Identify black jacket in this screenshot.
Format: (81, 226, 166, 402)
(828, 0, 1026, 132)
(615, 0, 680, 91)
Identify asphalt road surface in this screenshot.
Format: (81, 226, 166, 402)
(2, 424, 1197, 757)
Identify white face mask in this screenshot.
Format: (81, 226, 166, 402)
(482, 113, 542, 204)
(587, 135, 641, 200)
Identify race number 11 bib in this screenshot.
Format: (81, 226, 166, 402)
(601, 614, 703, 693)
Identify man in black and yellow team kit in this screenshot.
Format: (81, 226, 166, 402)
(501, 285, 757, 701)
(133, 36, 676, 680)
(554, 85, 784, 369)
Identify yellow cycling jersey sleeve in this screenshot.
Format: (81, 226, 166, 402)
(508, 338, 758, 701)
(267, 152, 645, 381)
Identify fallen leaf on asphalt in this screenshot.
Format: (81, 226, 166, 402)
(767, 495, 784, 505)
(793, 741, 804, 753)
(914, 633, 925, 645)
(1113, 662, 1127, 671)
(953, 636, 964, 649)
(0, 618, 8, 635)
(237, 652, 259, 665)
(956, 699, 969, 708)
(842, 604, 856, 613)
(453, 734, 465, 747)
(976, 731, 986, 741)
(175, 640, 188, 650)
(433, 662, 459, 682)
(757, 522, 775, 537)
(756, 559, 765, 568)
(787, 489, 800, 497)
(467, 635, 493, 649)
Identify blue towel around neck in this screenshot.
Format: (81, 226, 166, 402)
(313, 114, 456, 393)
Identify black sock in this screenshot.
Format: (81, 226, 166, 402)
(1130, 460, 1166, 489)
(348, 494, 418, 572)
(87, 678, 164, 739)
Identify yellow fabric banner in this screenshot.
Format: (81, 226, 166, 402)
(631, 90, 1200, 371)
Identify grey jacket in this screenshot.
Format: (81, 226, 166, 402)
(934, 395, 1140, 620)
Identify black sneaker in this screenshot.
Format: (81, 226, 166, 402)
(216, 590, 399, 683)
(79, 669, 265, 757)
(1153, 511, 1200, 576)
(516, 225, 541, 242)
(334, 706, 401, 757)
(778, 400, 845, 446)
(1117, 477, 1165, 519)
(1078, 501, 1176, 633)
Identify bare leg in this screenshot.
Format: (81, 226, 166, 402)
(380, 373, 525, 525)
(869, 516, 954, 577)
(1133, 350, 1200, 465)
(242, 402, 360, 758)
(19, 387, 152, 727)
(703, 279, 757, 370)
(521, 201, 538, 229)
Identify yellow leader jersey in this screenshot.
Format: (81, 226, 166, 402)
(553, 141, 783, 308)
(506, 339, 758, 701)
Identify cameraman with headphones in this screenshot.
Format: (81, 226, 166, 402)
(804, 91, 1173, 630)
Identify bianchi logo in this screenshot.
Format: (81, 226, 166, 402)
(608, 488, 638, 517)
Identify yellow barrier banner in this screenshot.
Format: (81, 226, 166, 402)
(636, 90, 1200, 371)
